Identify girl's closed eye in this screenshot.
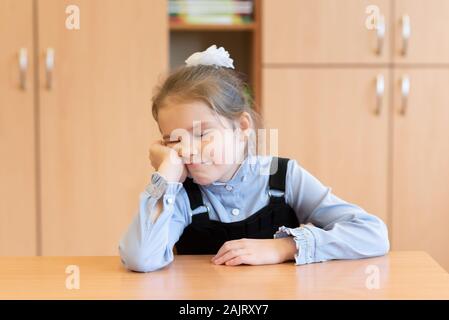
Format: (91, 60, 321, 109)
(195, 130, 212, 138)
(164, 134, 183, 145)
(166, 131, 209, 144)
(164, 139, 180, 146)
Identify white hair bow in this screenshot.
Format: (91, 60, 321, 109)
(185, 45, 235, 69)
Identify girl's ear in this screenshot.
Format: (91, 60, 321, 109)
(236, 112, 253, 144)
(238, 111, 252, 132)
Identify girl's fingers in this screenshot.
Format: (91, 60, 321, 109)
(213, 248, 247, 265)
(212, 240, 245, 262)
(225, 254, 251, 266)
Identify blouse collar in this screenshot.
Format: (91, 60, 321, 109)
(205, 154, 259, 191)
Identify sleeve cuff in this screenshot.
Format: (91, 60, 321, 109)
(141, 182, 183, 229)
(274, 226, 316, 265)
(143, 181, 182, 199)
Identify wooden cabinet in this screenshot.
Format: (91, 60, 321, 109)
(390, 0, 449, 271)
(394, 0, 449, 63)
(392, 68, 449, 270)
(263, 0, 391, 64)
(0, 0, 36, 255)
(263, 68, 389, 222)
(0, 0, 167, 256)
(263, 0, 449, 271)
(37, 0, 167, 255)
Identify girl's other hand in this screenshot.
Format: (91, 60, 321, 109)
(211, 238, 297, 266)
(149, 140, 188, 183)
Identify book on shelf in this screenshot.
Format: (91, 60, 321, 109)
(169, 0, 254, 25)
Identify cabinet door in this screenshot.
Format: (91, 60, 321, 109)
(394, 0, 449, 64)
(263, 0, 391, 64)
(38, 0, 167, 255)
(0, 0, 36, 255)
(263, 68, 389, 222)
(392, 69, 449, 271)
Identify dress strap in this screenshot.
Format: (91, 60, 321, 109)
(183, 177, 204, 211)
(268, 157, 290, 191)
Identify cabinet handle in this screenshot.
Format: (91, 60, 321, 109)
(45, 48, 55, 90)
(400, 75, 410, 115)
(375, 74, 385, 115)
(401, 14, 411, 56)
(19, 48, 28, 90)
(376, 15, 386, 55)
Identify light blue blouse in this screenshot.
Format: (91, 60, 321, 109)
(119, 155, 390, 272)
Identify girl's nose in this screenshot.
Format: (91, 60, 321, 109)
(178, 141, 200, 163)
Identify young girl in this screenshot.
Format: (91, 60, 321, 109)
(119, 45, 390, 272)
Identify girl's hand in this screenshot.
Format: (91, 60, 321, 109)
(211, 238, 297, 266)
(149, 140, 188, 183)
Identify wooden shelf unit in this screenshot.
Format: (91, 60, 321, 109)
(169, 0, 261, 112)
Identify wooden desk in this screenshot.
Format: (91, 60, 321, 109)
(0, 251, 448, 299)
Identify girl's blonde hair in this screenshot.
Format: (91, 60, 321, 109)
(151, 65, 262, 130)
